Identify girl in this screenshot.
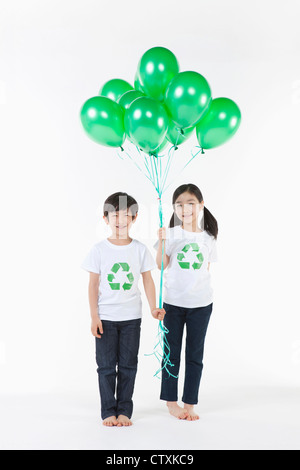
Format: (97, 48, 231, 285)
(154, 183, 218, 421)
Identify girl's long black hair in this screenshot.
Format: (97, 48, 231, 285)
(169, 183, 218, 239)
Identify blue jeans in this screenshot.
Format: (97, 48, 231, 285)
(95, 318, 141, 420)
(160, 302, 213, 405)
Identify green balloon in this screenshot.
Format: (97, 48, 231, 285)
(118, 90, 144, 110)
(80, 96, 125, 148)
(166, 118, 195, 146)
(117, 90, 145, 147)
(137, 47, 179, 101)
(125, 97, 168, 154)
(134, 72, 143, 92)
(164, 71, 211, 128)
(154, 137, 169, 155)
(99, 79, 133, 102)
(196, 97, 241, 149)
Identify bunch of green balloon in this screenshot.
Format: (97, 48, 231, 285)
(79, 46, 242, 379)
(80, 46, 241, 154)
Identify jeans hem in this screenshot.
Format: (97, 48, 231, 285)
(116, 412, 132, 419)
(102, 412, 117, 420)
(160, 396, 178, 402)
(182, 398, 198, 405)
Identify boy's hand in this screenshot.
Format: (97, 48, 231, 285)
(151, 308, 166, 321)
(157, 227, 166, 241)
(91, 317, 103, 338)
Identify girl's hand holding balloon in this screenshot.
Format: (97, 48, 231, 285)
(157, 227, 166, 242)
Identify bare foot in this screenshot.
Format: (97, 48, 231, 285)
(184, 404, 199, 421)
(167, 402, 188, 420)
(103, 416, 118, 426)
(117, 415, 133, 426)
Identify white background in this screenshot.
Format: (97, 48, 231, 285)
(0, 0, 300, 450)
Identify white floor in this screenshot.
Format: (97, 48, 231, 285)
(1, 383, 299, 450)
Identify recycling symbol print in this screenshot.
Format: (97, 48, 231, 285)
(107, 262, 134, 290)
(177, 243, 204, 270)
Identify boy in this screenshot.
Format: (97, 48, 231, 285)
(81, 192, 165, 426)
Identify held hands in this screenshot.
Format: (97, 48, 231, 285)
(151, 308, 166, 321)
(91, 316, 103, 338)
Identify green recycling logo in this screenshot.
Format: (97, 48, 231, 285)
(107, 262, 134, 290)
(177, 243, 204, 270)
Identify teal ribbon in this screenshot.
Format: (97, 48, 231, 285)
(117, 132, 203, 379)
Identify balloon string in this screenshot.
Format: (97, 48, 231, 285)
(160, 145, 176, 193)
(117, 148, 154, 185)
(116, 135, 185, 379)
(145, 131, 180, 378)
(157, 195, 164, 310)
(145, 321, 177, 379)
(160, 130, 181, 193)
(153, 154, 162, 195)
(131, 151, 175, 378)
(163, 146, 204, 193)
(137, 146, 156, 186)
(144, 160, 177, 378)
(149, 152, 157, 187)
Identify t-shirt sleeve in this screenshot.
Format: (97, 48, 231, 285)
(81, 245, 101, 274)
(208, 238, 218, 263)
(140, 245, 157, 273)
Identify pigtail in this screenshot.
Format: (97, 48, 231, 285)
(204, 206, 218, 239)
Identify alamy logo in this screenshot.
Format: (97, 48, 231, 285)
(177, 243, 204, 270)
(107, 262, 134, 290)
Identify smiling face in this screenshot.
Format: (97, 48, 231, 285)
(104, 208, 137, 238)
(174, 191, 204, 229)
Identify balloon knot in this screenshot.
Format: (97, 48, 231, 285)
(120, 146, 124, 152)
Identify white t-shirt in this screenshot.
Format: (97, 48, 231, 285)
(153, 225, 218, 308)
(81, 238, 156, 321)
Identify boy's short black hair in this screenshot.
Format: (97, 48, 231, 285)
(103, 192, 139, 219)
